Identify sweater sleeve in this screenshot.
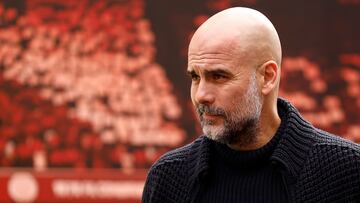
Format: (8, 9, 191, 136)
(142, 165, 157, 203)
(141, 137, 203, 203)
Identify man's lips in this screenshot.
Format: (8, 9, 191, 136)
(202, 113, 223, 120)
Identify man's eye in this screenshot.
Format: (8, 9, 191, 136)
(189, 72, 200, 81)
(191, 73, 200, 81)
(212, 74, 226, 80)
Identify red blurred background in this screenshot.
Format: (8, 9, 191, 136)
(0, 0, 359, 202)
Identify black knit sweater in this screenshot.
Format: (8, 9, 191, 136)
(196, 119, 288, 202)
(142, 98, 360, 203)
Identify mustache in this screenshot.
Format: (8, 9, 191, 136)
(196, 104, 226, 117)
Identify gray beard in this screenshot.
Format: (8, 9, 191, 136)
(217, 116, 259, 146)
(197, 104, 260, 147)
(196, 73, 262, 147)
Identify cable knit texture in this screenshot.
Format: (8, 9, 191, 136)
(142, 98, 360, 203)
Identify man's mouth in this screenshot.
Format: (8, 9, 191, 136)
(197, 104, 226, 122)
(202, 112, 223, 120)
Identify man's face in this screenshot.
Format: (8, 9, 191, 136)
(188, 41, 263, 145)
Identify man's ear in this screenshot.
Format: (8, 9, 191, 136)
(258, 60, 279, 95)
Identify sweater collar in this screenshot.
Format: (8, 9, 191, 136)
(191, 98, 316, 183)
(212, 110, 286, 168)
(270, 98, 315, 182)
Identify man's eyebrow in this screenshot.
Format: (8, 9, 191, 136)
(203, 69, 232, 76)
(186, 69, 197, 76)
(186, 68, 233, 77)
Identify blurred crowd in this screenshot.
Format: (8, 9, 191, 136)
(280, 56, 360, 143)
(0, 0, 184, 170)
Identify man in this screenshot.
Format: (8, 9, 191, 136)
(142, 7, 360, 203)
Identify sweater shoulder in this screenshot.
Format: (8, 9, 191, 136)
(144, 135, 206, 184)
(313, 128, 360, 154)
(152, 136, 204, 169)
(304, 128, 360, 173)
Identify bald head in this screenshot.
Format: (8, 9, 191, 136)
(189, 7, 282, 69)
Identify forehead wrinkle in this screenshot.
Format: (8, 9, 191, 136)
(188, 53, 235, 71)
(189, 51, 233, 60)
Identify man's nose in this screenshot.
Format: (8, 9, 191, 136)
(194, 81, 215, 105)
